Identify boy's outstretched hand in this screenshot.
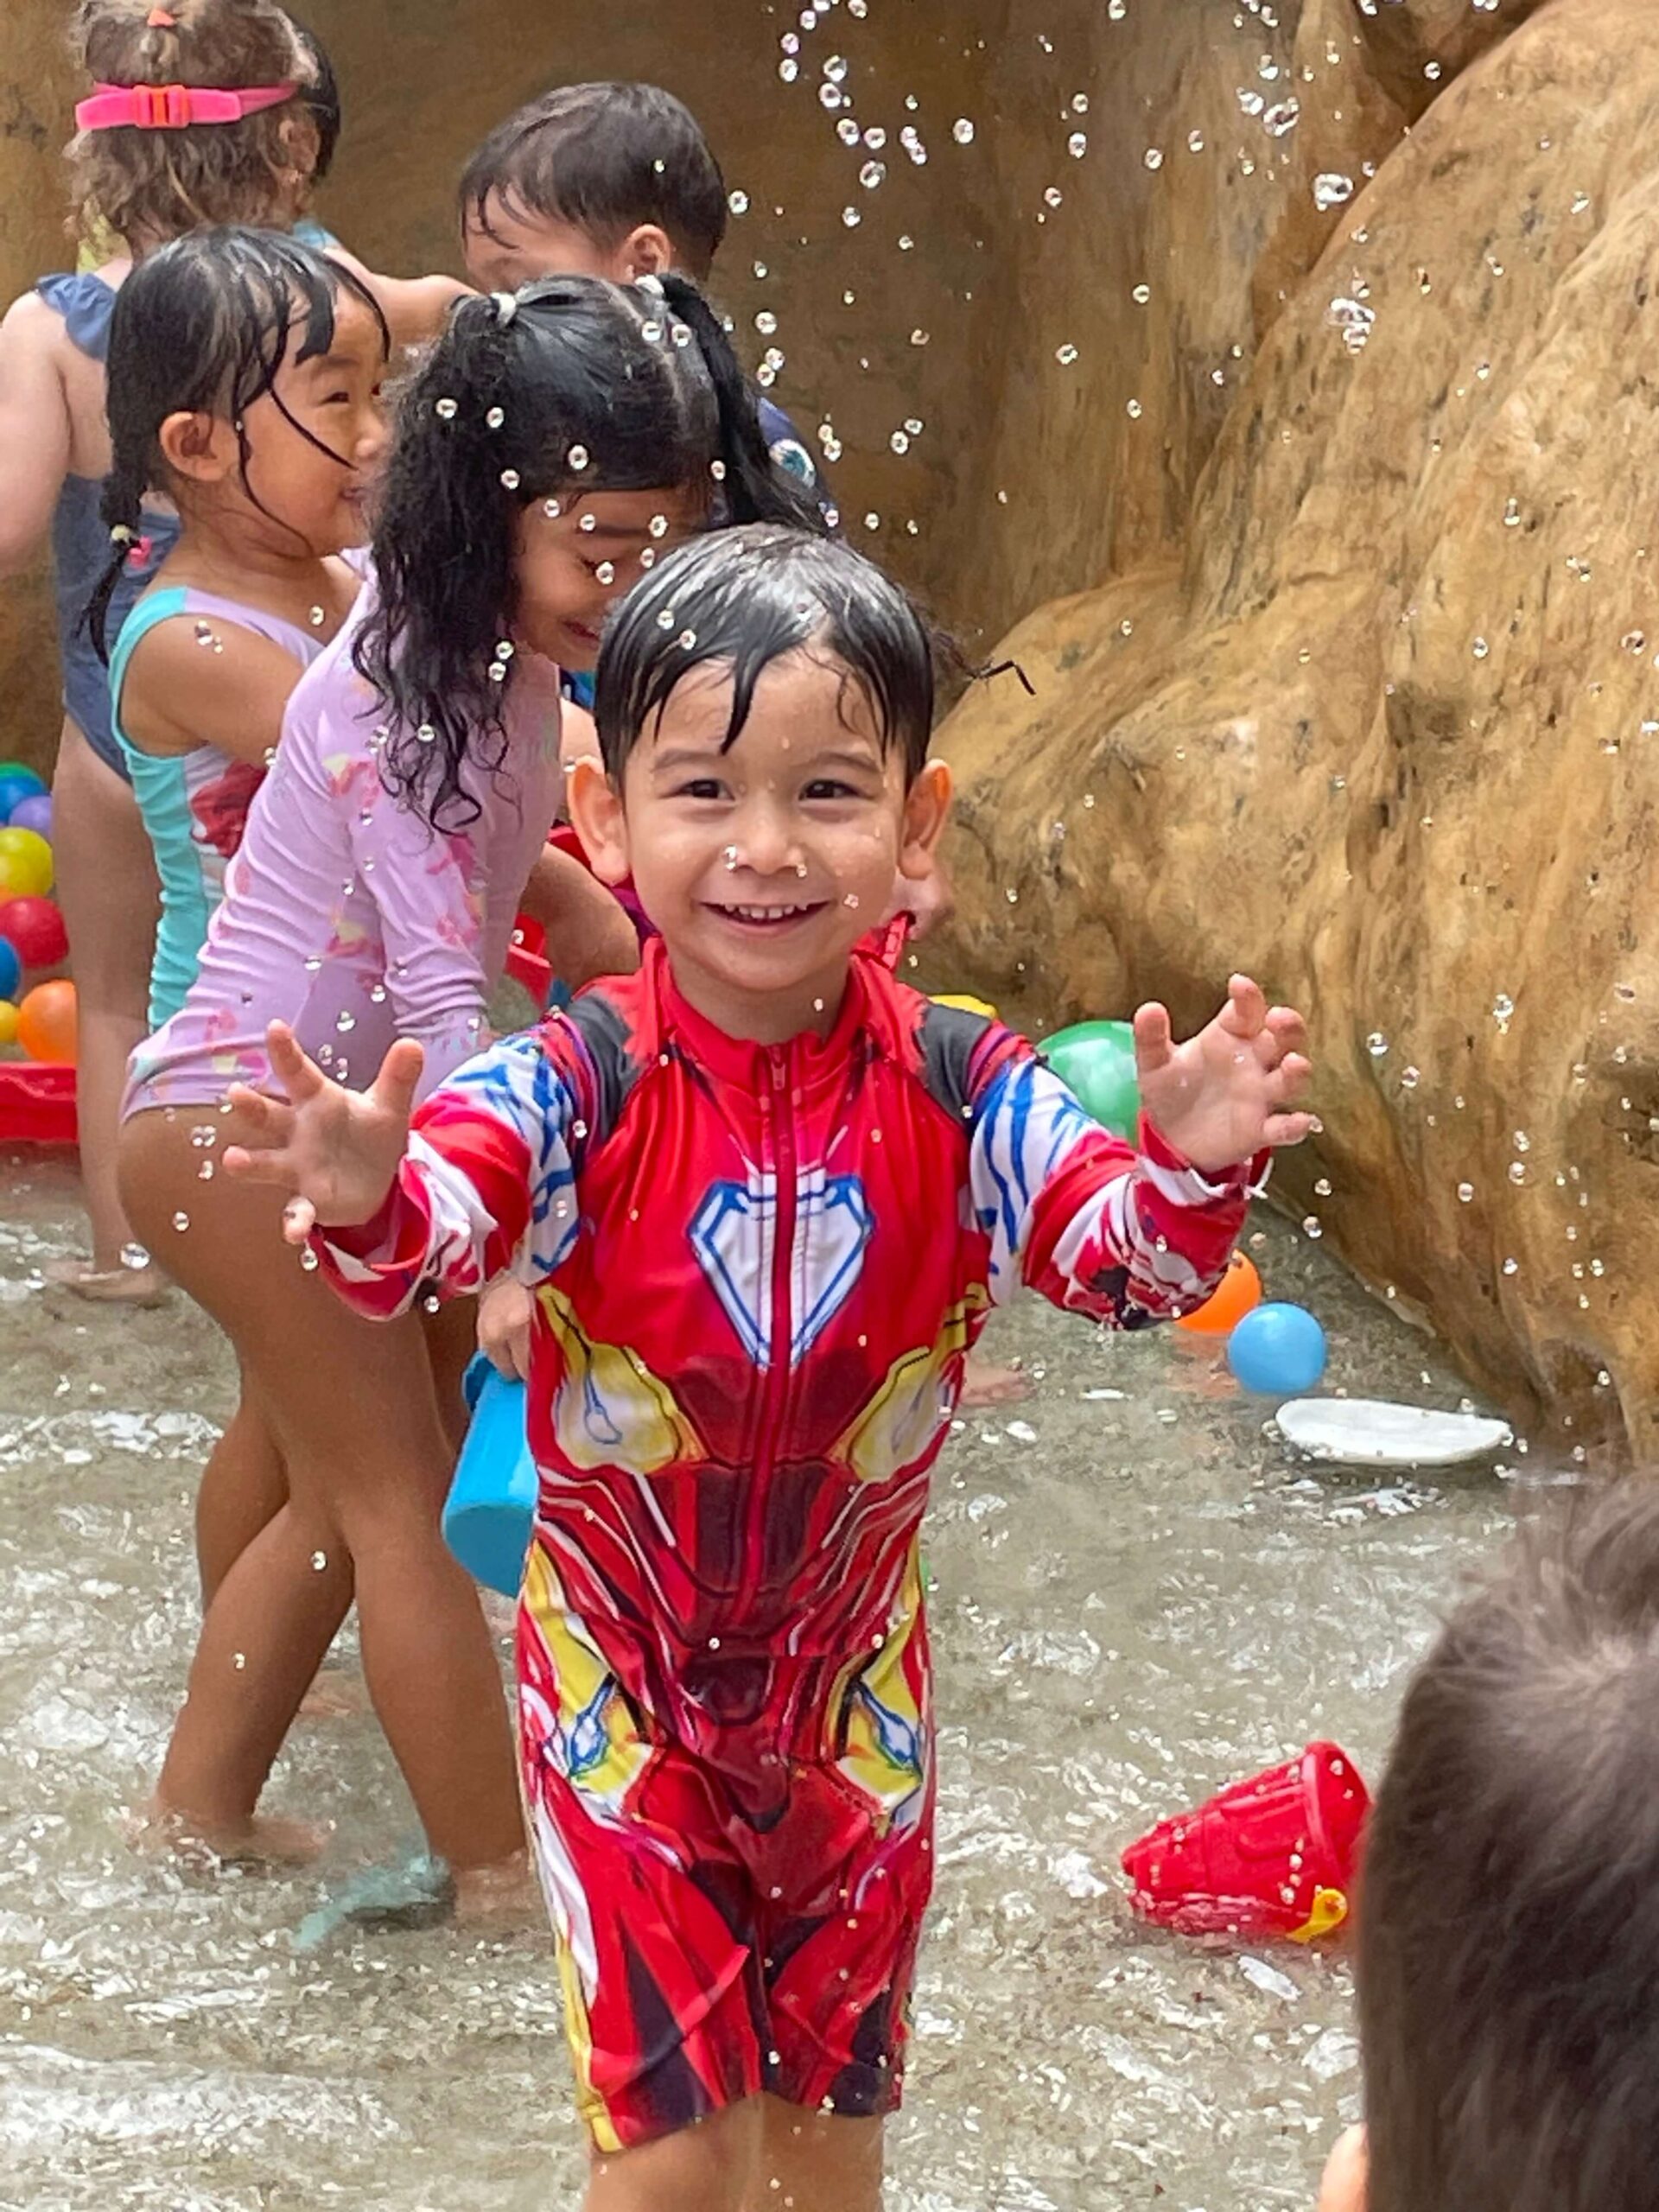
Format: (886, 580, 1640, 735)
(220, 1021, 423, 1245)
(1134, 976, 1314, 1174)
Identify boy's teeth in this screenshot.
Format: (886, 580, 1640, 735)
(730, 903, 806, 920)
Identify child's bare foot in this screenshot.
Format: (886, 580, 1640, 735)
(959, 1357, 1030, 1409)
(299, 1668, 370, 1719)
(453, 1848, 539, 1928)
(45, 1255, 170, 1306)
(128, 1796, 333, 1868)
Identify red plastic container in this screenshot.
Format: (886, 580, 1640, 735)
(505, 912, 552, 1006)
(1122, 1740, 1370, 1943)
(0, 1060, 77, 1145)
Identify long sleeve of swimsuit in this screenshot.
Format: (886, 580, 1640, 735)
(964, 1029, 1267, 1325)
(313, 1021, 592, 1318)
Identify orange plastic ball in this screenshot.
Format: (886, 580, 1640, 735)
(1176, 1250, 1263, 1335)
(16, 978, 78, 1065)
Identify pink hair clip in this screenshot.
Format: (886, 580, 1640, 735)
(146, 8, 179, 25)
(74, 79, 296, 130)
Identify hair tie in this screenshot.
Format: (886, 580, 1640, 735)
(493, 291, 518, 327)
(146, 7, 178, 24)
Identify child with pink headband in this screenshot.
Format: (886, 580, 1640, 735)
(0, 0, 459, 1304)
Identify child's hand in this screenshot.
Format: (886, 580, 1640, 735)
(478, 1276, 534, 1382)
(221, 1021, 423, 1243)
(1134, 976, 1313, 1174)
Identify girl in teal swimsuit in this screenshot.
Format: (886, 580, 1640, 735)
(100, 227, 389, 1034)
(100, 224, 390, 1603)
(0, 0, 459, 1301)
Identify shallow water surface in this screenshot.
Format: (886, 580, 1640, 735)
(1, 1155, 1518, 2211)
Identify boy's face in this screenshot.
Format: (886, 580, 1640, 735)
(462, 188, 672, 292)
(570, 649, 950, 1044)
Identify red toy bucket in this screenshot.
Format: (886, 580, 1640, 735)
(1122, 1740, 1370, 1942)
(0, 1060, 76, 1145)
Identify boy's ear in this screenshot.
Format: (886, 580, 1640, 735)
(620, 224, 675, 280)
(157, 409, 238, 486)
(896, 757, 952, 880)
(567, 755, 631, 887)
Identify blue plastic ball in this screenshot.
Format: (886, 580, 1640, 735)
(0, 936, 20, 1003)
(1226, 1301, 1328, 1396)
(0, 768, 46, 826)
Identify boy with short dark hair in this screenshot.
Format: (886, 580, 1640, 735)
(1318, 1483, 1659, 2212)
(458, 81, 821, 496)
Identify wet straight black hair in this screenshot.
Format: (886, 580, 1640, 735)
(1358, 1482, 1659, 2212)
(459, 81, 728, 280)
(595, 525, 938, 784)
(91, 225, 387, 658)
(355, 273, 825, 833)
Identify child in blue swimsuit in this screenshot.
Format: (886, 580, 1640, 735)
(0, 0, 455, 1301)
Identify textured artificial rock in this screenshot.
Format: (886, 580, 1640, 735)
(935, 0, 1659, 1458)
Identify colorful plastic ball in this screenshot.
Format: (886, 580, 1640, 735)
(932, 993, 1000, 1020)
(0, 827, 53, 899)
(16, 978, 78, 1065)
(1177, 1251, 1264, 1335)
(0, 766, 46, 823)
(0, 938, 18, 1002)
(1227, 1302, 1328, 1396)
(8, 793, 52, 839)
(0, 896, 67, 969)
(1044, 1018, 1141, 1141)
(0, 1000, 16, 1047)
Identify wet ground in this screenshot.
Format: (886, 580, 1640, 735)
(0, 1154, 1522, 2211)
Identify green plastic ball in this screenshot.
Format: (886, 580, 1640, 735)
(1044, 1019, 1141, 1141)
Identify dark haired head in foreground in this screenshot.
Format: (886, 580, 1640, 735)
(1331, 1481, 1659, 2212)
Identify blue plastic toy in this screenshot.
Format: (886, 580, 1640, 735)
(0, 767, 46, 825)
(1226, 1302, 1328, 1396)
(0, 937, 19, 1003)
(442, 1354, 536, 1598)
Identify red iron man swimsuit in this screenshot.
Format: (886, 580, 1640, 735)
(319, 939, 1259, 2151)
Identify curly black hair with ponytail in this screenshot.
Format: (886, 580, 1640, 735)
(353, 270, 827, 834)
(90, 226, 389, 660)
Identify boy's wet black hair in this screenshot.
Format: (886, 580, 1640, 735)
(355, 276, 825, 834)
(595, 524, 938, 785)
(90, 225, 388, 658)
(1358, 1481, 1659, 2212)
(459, 82, 728, 281)
(286, 15, 341, 181)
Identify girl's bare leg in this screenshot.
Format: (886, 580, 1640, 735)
(586, 2101, 761, 2212)
(122, 1109, 523, 1873)
(50, 717, 165, 1296)
(744, 2102, 884, 2212)
(423, 1294, 480, 1459)
(195, 1363, 290, 1603)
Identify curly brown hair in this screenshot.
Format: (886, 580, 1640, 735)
(67, 0, 318, 251)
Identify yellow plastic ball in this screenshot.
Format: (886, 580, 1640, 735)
(0, 827, 53, 900)
(0, 999, 17, 1046)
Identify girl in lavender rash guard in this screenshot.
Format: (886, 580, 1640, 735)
(117, 270, 827, 1893)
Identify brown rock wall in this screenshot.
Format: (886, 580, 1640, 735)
(936, 0, 1659, 1457)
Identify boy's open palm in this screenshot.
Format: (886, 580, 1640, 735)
(221, 1021, 423, 1244)
(1134, 976, 1314, 1174)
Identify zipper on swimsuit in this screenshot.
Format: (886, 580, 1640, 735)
(746, 1046, 797, 1599)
